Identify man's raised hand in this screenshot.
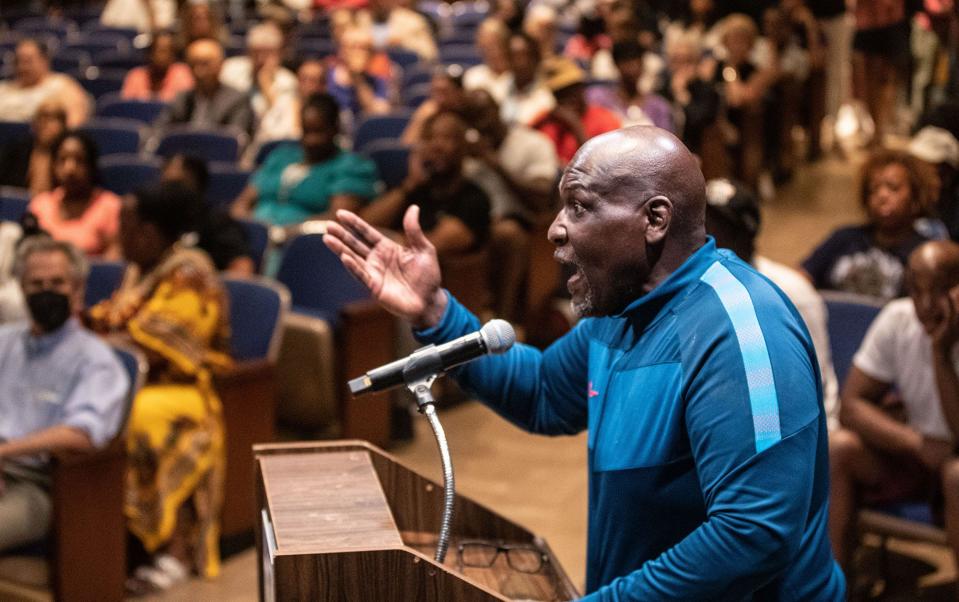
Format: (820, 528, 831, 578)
(323, 205, 448, 328)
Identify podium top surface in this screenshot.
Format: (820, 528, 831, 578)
(260, 450, 403, 555)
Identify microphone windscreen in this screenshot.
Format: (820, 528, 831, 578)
(481, 319, 516, 354)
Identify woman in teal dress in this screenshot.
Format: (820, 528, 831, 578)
(231, 93, 379, 227)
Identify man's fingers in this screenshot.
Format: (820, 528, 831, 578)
(403, 205, 432, 251)
(336, 209, 385, 248)
(326, 221, 373, 258)
(341, 253, 376, 292)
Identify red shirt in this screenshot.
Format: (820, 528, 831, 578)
(533, 105, 621, 165)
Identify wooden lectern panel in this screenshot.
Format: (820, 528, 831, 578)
(256, 441, 580, 601)
(260, 451, 402, 554)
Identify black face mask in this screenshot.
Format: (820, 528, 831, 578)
(26, 290, 72, 333)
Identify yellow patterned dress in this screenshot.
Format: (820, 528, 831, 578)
(88, 245, 231, 578)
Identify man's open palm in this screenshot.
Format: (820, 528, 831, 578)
(324, 206, 445, 327)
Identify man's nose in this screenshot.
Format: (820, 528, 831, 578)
(547, 211, 567, 247)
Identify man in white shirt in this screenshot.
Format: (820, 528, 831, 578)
(463, 89, 559, 320)
(355, 0, 437, 61)
(704, 178, 840, 430)
(499, 32, 555, 126)
(0, 40, 90, 128)
(829, 240, 959, 574)
(220, 23, 299, 145)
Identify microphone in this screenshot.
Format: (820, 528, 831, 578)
(348, 319, 516, 396)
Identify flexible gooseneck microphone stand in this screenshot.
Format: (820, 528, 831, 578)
(403, 348, 456, 564)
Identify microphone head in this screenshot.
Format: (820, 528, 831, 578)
(480, 319, 516, 354)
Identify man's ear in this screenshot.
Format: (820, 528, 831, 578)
(644, 196, 672, 245)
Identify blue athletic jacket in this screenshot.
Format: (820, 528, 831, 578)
(416, 239, 845, 600)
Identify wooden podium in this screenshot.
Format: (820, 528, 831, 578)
(255, 440, 580, 601)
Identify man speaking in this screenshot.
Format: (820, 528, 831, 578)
(324, 126, 844, 600)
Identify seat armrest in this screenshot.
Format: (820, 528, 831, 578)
(50, 442, 126, 601)
(338, 300, 394, 447)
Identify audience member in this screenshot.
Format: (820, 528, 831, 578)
(531, 59, 621, 165)
(355, 0, 438, 61)
(28, 131, 122, 258)
(829, 240, 959, 575)
(462, 90, 558, 319)
(161, 154, 255, 275)
(589, 40, 674, 131)
(523, 4, 559, 66)
(0, 40, 90, 127)
(705, 178, 840, 430)
(464, 18, 513, 104)
(297, 59, 327, 98)
(757, 6, 812, 182)
(663, 0, 722, 53)
(802, 150, 937, 302)
(121, 30, 194, 102)
(657, 33, 720, 157)
(221, 23, 299, 145)
(0, 213, 46, 324)
(156, 39, 254, 136)
(807, 0, 851, 122)
(563, 13, 612, 78)
(177, 1, 228, 48)
(231, 93, 378, 227)
(705, 13, 772, 187)
(101, 0, 176, 33)
(909, 125, 959, 240)
(402, 65, 467, 145)
(0, 237, 128, 554)
(326, 26, 392, 123)
(852, 0, 908, 144)
(87, 182, 231, 590)
(500, 32, 555, 126)
(362, 111, 491, 257)
(0, 99, 68, 195)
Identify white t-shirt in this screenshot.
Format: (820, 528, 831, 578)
(464, 125, 559, 221)
(499, 78, 555, 126)
(463, 65, 512, 105)
(853, 297, 959, 440)
(755, 256, 840, 431)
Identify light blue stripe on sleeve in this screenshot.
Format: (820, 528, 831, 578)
(700, 262, 782, 452)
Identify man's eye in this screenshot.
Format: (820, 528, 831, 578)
(570, 202, 586, 217)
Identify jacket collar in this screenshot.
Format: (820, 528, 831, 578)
(616, 237, 721, 326)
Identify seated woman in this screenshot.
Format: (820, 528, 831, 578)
(230, 93, 379, 228)
(362, 110, 491, 258)
(161, 154, 255, 275)
(121, 30, 194, 102)
(28, 131, 122, 258)
(802, 150, 937, 302)
(87, 182, 231, 592)
(401, 66, 467, 145)
(0, 99, 68, 194)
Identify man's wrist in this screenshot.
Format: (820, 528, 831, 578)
(413, 288, 448, 330)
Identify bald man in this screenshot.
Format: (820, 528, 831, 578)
(830, 241, 959, 576)
(155, 38, 253, 135)
(325, 126, 844, 599)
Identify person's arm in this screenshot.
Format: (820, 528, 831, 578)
(227, 95, 256, 136)
(230, 184, 259, 219)
(304, 194, 363, 221)
(360, 151, 426, 226)
(839, 366, 921, 454)
(351, 72, 390, 115)
(471, 136, 554, 213)
(401, 100, 437, 145)
(323, 206, 590, 434)
(931, 286, 959, 437)
(0, 426, 94, 460)
(63, 78, 92, 127)
(426, 215, 475, 255)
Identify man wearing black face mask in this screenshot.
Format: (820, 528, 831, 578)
(0, 236, 127, 553)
